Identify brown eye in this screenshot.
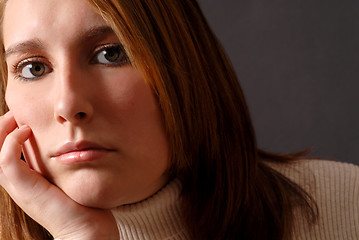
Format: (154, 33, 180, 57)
(21, 62, 46, 79)
(103, 48, 120, 62)
(93, 44, 129, 66)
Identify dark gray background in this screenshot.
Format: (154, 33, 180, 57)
(198, 0, 359, 165)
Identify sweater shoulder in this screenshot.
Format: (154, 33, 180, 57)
(268, 159, 359, 240)
(268, 159, 359, 190)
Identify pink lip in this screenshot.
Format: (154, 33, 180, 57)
(51, 141, 114, 164)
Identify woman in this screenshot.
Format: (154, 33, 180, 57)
(0, 0, 357, 239)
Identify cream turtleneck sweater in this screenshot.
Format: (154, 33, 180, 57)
(110, 160, 359, 240)
(111, 179, 190, 239)
(269, 159, 359, 240)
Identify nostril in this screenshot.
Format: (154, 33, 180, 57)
(75, 112, 87, 120)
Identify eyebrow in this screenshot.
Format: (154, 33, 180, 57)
(4, 26, 117, 59)
(83, 26, 116, 42)
(4, 39, 44, 58)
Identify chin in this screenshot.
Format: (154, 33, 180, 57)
(56, 172, 124, 209)
(71, 194, 114, 209)
(66, 185, 125, 209)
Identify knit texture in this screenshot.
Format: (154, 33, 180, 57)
(111, 179, 190, 240)
(111, 160, 359, 239)
(270, 160, 359, 240)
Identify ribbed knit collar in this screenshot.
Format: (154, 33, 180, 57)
(111, 179, 190, 239)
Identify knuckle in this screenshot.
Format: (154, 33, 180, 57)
(0, 133, 22, 167)
(6, 130, 21, 144)
(0, 153, 10, 168)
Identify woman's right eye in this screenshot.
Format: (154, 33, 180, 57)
(13, 60, 51, 81)
(21, 62, 46, 78)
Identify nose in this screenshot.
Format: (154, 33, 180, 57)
(54, 65, 94, 125)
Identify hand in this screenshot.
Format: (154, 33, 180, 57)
(0, 112, 119, 240)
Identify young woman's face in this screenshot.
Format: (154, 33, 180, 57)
(3, 0, 169, 208)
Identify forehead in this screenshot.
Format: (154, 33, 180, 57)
(2, 0, 108, 49)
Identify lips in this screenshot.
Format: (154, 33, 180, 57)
(50, 141, 115, 164)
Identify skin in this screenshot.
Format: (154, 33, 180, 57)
(0, 0, 169, 238)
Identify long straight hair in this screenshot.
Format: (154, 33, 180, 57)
(0, 0, 317, 239)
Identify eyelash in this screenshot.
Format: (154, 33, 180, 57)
(92, 43, 129, 66)
(11, 57, 45, 81)
(11, 44, 130, 81)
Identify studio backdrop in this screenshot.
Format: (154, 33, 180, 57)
(199, 0, 359, 165)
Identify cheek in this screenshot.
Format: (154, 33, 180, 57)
(102, 71, 167, 152)
(100, 70, 158, 119)
(5, 87, 50, 173)
(5, 85, 49, 128)
(6, 88, 32, 125)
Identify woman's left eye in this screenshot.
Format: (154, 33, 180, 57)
(93, 44, 129, 66)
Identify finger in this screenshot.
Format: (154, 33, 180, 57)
(0, 125, 67, 204)
(0, 126, 119, 239)
(0, 111, 18, 149)
(0, 124, 107, 239)
(0, 124, 59, 215)
(0, 125, 32, 187)
(22, 134, 44, 173)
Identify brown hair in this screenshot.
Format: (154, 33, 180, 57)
(0, 0, 317, 239)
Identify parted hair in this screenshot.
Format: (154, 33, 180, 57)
(0, 0, 317, 239)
